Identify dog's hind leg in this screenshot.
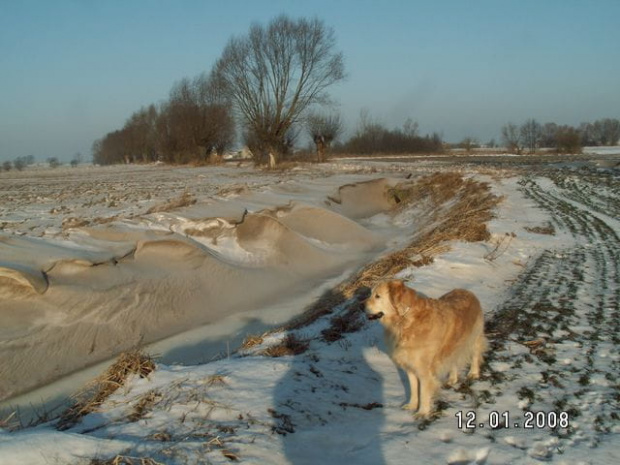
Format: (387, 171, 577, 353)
(402, 370, 419, 411)
(468, 333, 487, 379)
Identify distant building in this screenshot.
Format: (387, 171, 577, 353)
(223, 146, 253, 160)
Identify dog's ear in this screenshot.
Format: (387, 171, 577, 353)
(387, 280, 405, 310)
(388, 280, 416, 315)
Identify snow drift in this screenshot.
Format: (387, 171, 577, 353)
(0, 176, 398, 401)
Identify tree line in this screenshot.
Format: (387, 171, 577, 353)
(1, 153, 84, 172)
(90, 15, 619, 166)
(1, 155, 35, 172)
(94, 16, 346, 166)
(333, 112, 443, 155)
(93, 73, 235, 165)
(93, 15, 448, 166)
(501, 118, 620, 154)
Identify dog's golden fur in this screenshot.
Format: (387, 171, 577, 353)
(365, 280, 487, 417)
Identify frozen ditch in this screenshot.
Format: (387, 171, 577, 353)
(0, 169, 416, 416)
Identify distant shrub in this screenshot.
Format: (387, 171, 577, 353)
(555, 126, 582, 154)
(47, 157, 60, 168)
(13, 157, 27, 171)
(70, 152, 83, 167)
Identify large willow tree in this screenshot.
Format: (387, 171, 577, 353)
(212, 15, 345, 166)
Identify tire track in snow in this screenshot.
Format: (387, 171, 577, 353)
(482, 170, 620, 454)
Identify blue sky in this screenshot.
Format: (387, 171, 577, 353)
(1, 0, 619, 162)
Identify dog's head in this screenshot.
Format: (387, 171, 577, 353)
(365, 280, 414, 322)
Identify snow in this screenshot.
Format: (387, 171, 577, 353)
(1, 157, 619, 464)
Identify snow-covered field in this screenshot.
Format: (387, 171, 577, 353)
(0, 153, 618, 464)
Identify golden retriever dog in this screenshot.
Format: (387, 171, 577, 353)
(365, 280, 487, 417)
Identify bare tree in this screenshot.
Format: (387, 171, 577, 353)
(352, 108, 385, 153)
(540, 122, 559, 148)
(402, 118, 419, 138)
(592, 118, 620, 146)
(307, 113, 342, 162)
(520, 118, 541, 153)
(192, 73, 235, 162)
(123, 105, 158, 163)
(212, 15, 345, 166)
(501, 123, 522, 154)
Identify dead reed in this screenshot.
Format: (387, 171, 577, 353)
(127, 390, 161, 423)
(57, 350, 156, 430)
(260, 333, 310, 357)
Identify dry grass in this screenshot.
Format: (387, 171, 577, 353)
(62, 217, 91, 230)
(146, 192, 196, 214)
(127, 390, 161, 423)
(344, 173, 500, 292)
(388, 171, 464, 207)
(240, 334, 265, 351)
(57, 350, 156, 430)
(206, 374, 228, 387)
(261, 334, 310, 357)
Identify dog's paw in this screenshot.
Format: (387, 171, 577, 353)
(414, 411, 432, 421)
(402, 402, 419, 411)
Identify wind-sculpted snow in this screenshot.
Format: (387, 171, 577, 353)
(0, 168, 400, 401)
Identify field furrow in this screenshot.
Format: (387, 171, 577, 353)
(482, 171, 620, 453)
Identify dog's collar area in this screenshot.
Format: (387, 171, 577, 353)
(368, 312, 384, 320)
(400, 306, 411, 316)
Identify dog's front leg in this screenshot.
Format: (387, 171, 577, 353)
(448, 366, 459, 387)
(402, 370, 419, 411)
(417, 372, 439, 418)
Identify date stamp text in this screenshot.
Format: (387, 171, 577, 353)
(455, 410, 570, 430)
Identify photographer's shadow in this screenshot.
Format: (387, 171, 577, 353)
(273, 287, 388, 465)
